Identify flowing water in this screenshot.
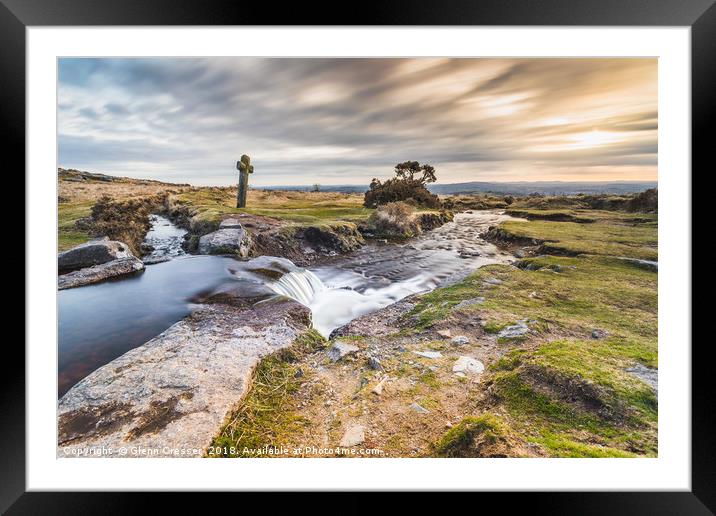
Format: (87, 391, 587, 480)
(268, 211, 516, 338)
(58, 210, 517, 397)
(142, 214, 188, 263)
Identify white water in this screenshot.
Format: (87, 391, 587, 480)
(268, 269, 439, 338)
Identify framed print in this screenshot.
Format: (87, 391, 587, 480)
(5, 0, 712, 512)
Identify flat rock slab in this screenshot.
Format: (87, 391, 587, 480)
(414, 350, 442, 359)
(626, 363, 658, 394)
(58, 257, 145, 290)
(497, 320, 530, 339)
(330, 298, 417, 339)
(452, 356, 485, 375)
(455, 297, 484, 310)
(58, 300, 311, 458)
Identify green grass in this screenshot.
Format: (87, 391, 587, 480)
(506, 208, 657, 225)
(175, 188, 373, 227)
(531, 432, 636, 458)
(58, 201, 93, 251)
(415, 211, 658, 457)
(496, 218, 657, 260)
(209, 330, 326, 457)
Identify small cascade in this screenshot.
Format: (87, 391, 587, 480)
(267, 268, 438, 339)
(266, 269, 326, 306)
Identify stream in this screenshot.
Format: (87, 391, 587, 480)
(58, 211, 517, 397)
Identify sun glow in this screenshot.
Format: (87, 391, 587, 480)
(569, 130, 623, 148)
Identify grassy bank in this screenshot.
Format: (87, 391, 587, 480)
(487, 214, 657, 261)
(209, 330, 326, 457)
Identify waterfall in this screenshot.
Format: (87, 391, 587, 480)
(267, 268, 437, 339)
(267, 269, 326, 306)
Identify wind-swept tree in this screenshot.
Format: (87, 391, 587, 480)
(364, 161, 441, 209)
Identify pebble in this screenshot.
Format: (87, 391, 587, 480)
(367, 356, 383, 370)
(591, 329, 608, 339)
(372, 377, 386, 396)
(451, 335, 470, 345)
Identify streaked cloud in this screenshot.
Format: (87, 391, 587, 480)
(58, 58, 657, 186)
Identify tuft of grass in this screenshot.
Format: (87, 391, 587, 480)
(532, 432, 637, 458)
(434, 414, 509, 457)
(209, 330, 325, 457)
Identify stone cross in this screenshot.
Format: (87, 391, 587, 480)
(236, 154, 254, 208)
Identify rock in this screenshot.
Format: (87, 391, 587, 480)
(414, 351, 442, 359)
(327, 341, 360, 362)
(452, 356, 485, 375)
(482, 277, 503, 286)
(218, 217, 244, 229)
(58, 257, 145, 290)
(626, 363, 658, 394)
(514, 249, 526, 258)
(58, 237, 134, 273)
(372, 377, 386, 396)
(58, 301, 311, 457)
(615, 256, 658, 272)
(367, 356, 383, 370)
(591, 329, 608, 339)
(198, 220, 253, 257)
(498, 320, 530, 339)
(409, 402, 430, 414)
(437, 329, 452, 338)
(454, 297, 485, 310)
(339, 425, 365, 447)
(451, 336, 470, 346)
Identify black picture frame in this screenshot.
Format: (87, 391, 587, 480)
(4, 0, 709, 513)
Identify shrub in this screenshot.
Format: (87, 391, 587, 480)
(625, 188, 658, 213)
(364, 161, 442, 209)
(89, 194, 159, 255)
(366, 201, 421, 238)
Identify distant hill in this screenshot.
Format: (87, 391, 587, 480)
(255, 184, 367, 194)
(58, 168, 189, 187)
(427, 181, 657, 196)
(258, 181, 657, 196)
(59, 169, 656, 196)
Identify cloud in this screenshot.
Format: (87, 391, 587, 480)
(58, 57, 657, 186)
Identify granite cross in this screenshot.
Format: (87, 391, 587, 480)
(236, 154, 254, 208)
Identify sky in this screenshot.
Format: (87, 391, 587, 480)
(58, 58, 657, 187)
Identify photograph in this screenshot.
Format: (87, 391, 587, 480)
(55, 56, 660, 460)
